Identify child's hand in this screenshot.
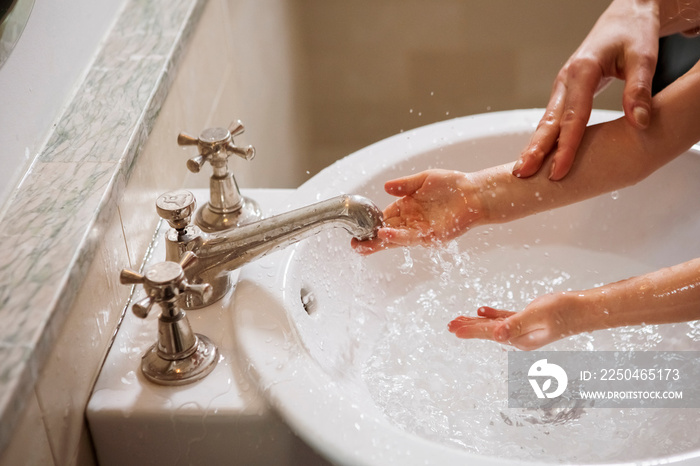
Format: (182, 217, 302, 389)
(352, 169, 483, 255)
(448, 292, 582, 350)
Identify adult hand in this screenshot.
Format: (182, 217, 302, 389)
(351, 169, 483, 255)
(513, 0, 660, 181)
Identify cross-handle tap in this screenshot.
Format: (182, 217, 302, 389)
(177, 120, 262, 232)
(119, 252, 219, 385)
(177, 121, 255, 172)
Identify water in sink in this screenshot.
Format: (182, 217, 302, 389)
(359, 240, 700, 463)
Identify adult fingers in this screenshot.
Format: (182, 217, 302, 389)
(548, 60, 601, 180)
(621, 49, 656, 129)
(514, 82, 566, 178)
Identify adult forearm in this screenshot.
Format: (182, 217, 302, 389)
(658, 0, 700, 35)
(616, 0, 700, 37)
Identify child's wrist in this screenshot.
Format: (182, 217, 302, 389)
(464, 170, 498, 226)
(551, 289, 603, 337)
(454, 171, 487, 228)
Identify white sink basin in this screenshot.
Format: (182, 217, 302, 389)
(233, 110, 700, 465)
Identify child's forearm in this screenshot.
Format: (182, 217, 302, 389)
(577, 257, 700, 332)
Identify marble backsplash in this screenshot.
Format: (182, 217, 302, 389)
(0, 0, 206, 461)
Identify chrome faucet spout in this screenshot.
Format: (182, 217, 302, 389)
(157, 191, 383, 308)
(193, 194, 382, 275)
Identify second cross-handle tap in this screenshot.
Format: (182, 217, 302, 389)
(178, 120, 262, 232)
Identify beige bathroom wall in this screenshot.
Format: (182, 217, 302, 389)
(183, 0, 307, 191)
(182, 0, 625, 188)
(293, 0, 624, 177)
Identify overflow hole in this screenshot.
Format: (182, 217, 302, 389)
(300, 287, 317, 315)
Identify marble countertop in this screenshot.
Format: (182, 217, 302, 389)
(0, 0, 205, 454)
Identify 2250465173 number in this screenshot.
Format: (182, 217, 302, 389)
(599, 368, 680, 381)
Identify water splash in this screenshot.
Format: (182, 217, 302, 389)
(399, 247, 414, 274)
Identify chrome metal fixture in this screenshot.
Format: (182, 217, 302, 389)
(178, 120, 261, 232)
(0, 0, 35, 69)
(119, 252, 218, 385)
(155, 189, 383, 309)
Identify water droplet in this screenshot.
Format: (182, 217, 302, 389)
(399, 248, 414, 274)
(611, 190, 619, 200)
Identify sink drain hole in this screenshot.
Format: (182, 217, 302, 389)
(300, 287, 317, 315)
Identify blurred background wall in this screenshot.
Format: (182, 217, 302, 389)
(290, 0, 621, 182)
(185, 0, 623, 191)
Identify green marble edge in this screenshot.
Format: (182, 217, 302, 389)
(0, 0, 206, 455)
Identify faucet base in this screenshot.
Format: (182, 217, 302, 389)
(141, 334, 219, 386)
(195, 196, 262, 233)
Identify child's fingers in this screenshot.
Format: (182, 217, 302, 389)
(477, 306, 515, 319)
(384, 172, 429, 197)
(448, 316, 501, 340)
(350, 237, 388, 255)
(382, 202, 402, 222)
(377, 227, 427, 247)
